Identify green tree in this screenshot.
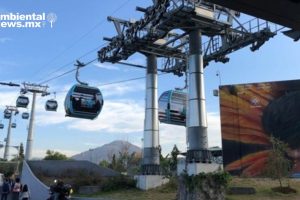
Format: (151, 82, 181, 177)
(110, 154, 117, 170)
(11, 143, 24, 162)
(158, 145, 171, 176)
(44, 150, 68, 160)
(170, 145, 180, 172)
(264, 137, 292, 188)
(99, 160, 110, 168)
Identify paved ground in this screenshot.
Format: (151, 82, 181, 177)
(0, 193, 16, 200)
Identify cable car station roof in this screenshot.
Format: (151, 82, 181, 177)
(206, 0, 300, 30)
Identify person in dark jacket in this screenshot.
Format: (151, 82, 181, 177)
(1, 179, 10, 200)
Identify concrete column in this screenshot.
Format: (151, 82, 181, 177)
(142, 54, 160, 175)
(186, 29, 211, 163)
(3, 115, 13, 160)
(25, 92, 36, 160)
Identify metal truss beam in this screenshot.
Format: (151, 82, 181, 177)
(98, 0, 283, 76)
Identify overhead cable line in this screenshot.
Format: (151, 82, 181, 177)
(32, 0, 131, 80)
(37, 43, 107, 83)
(53, 72, 168, 94)
(99, 73, 168, 87)
(39, 58, 98, 85)
(39, 55, 155, 85)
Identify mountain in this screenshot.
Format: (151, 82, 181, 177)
(71, 140, 142, 164)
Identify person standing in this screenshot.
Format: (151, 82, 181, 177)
(1, 179, 10, 200)
(11, 177, 22, 200)
(19, 184, 30, 200)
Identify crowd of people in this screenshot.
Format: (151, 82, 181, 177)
(1, 177, 30, 200)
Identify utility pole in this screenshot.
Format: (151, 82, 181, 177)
(3, 106, 19, 160)
(21, 83, 49, 160)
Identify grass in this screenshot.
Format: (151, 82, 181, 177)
(75, 179, 178, 200)
(73, 178, 300, 200)
(226, 178, 300, 200)
(80, 188, 177, 200)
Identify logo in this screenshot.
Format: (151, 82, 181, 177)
(250, 97, 261, 107)
(0, 12, 58, 29)
(47, 13, 57, 28)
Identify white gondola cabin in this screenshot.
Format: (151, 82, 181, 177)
(64, 84, 103, 120)
(158, 90, 186, 126)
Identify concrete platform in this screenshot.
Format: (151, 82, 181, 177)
(134, 175, 169, 190)
(187, 163, 222, 175)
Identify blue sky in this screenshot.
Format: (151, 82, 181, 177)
(0, 0, 299, 160)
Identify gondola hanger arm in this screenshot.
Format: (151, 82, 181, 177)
(75, 60, 88, 85)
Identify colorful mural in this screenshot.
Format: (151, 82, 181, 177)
(220, 79, 300, 177)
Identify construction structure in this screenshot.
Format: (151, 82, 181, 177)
(98, 0, 282, 189)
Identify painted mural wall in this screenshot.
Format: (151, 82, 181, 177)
(220, 79, 300, 177)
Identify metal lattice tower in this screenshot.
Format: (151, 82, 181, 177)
(22, 82, 49, 160)
(98, 0, 283, 175)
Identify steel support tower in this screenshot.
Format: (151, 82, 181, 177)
(186, 30, 210, 163)
(3, 106, 19, 160)
(142, 54, 160, 174)
(98, 0, 283, 176)
(21, 83, 49, 160)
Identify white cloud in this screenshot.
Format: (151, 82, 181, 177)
(68, 99, 145, 133)
(159, 123, 187, 155)
(158, 112, 222, 155)
(0, 91, 20, 111)
(94, 63, 119, 70)
(207, 112, 222, 147)
(100, 81, 144, 97)
(33, 90, 74, 126)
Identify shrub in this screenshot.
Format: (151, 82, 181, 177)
(101, 176, 136, 192)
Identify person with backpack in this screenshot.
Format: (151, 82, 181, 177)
(11, 177, 22, 200)
(19, 184, 30, 200)
(1, 178, 10, 200)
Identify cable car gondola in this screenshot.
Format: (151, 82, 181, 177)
(4, 110, 11, 119)
(0, 123, 4, 129)
(64, 60, 104, 120)
(16, 95, 29, 108)
(45, 99, 58, 111)
(11, 123, 16, 128)
(158, 90, 187, 126)
(65, 84, 103, 120)
(22, 112, 29, 119)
